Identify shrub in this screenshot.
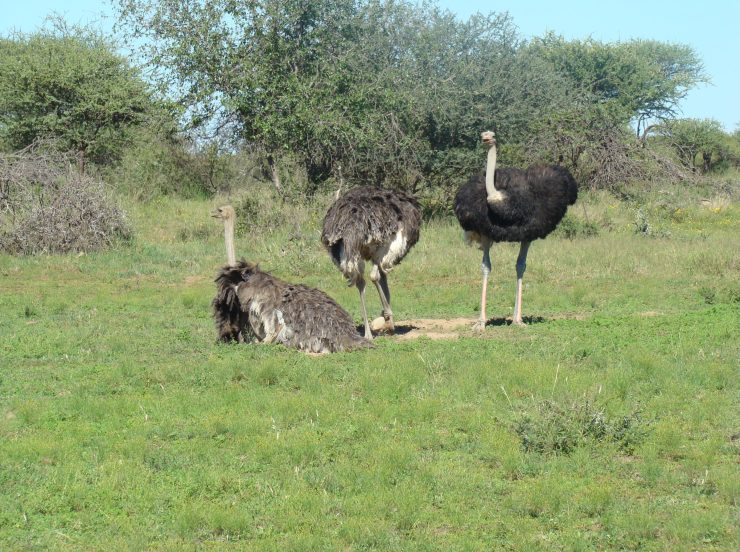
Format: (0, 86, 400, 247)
(554, 213, 600, 239)
(513, 398, 648, 455)
(108, 130, 234, 200)
(0, 144, 132, 254)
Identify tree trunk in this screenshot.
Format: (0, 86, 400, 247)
(266, 154, 282, 192)
(640, 124, 658, 147)
(77, 149, 86, 175)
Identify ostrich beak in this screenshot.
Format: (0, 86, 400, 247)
(211, 208, 222, 218)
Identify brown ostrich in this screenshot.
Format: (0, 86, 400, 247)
(321, 187, 421, 339)
(211, 205, 370, 353)
(454, 131, 578, 328)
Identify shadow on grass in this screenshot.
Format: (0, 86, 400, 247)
(355, 323, 419, 336)
(389, 323, 418, 336)
(485, 316, 546, 327)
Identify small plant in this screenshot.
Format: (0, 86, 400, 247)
(555, 214, 600, 239)
(633, 208, 652, 236)
(0, 145, 132, 254)
(513, 399, 649, 455)
(698, 286, 716, 305)
(177, 223, 216, 242)
(633, 207, 671, 238)
(232, 193, 285, 234)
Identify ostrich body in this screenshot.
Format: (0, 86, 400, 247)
(211, 206, 371, 353)
(321, 186, 421, 339)
(454, 131, 578, 328)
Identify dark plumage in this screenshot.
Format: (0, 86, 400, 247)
(455, 131, 578, 327)
(321, 186, 421, 338)
(212, 263, 250, 343)
(213, 261, 371, 353)
(455, 165, 577, 243)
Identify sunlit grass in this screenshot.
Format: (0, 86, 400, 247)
(0, 189, 738, 549)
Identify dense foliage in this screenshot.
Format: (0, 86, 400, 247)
(0, 22, 159, 172)
(0, 1, 730, 204)
(115, 0, 714, 196)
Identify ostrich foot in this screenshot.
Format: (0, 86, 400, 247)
(511, 318, 526, 326)
(471, 319, 486, 331)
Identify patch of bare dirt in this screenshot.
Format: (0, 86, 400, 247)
(387, 317, 472, 340)
(377, 312, 592, 341)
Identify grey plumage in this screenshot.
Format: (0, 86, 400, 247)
(321, 186, 421, 339)
(213, 261, 371, 353)
(211, 205, 371, 353)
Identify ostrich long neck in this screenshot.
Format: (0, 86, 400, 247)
(223, 216, 236, 266)
(485, 143, 504, 203)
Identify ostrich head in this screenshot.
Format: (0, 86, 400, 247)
(481, 130, 496, 147)
(212, 205, 237, 266)
(211, 205, 236, 222)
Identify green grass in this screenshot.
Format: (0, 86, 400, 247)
(1, 190, 738, 550)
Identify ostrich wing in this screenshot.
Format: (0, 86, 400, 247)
(322, 187, 421, 247)
(278, 284, 369, 352)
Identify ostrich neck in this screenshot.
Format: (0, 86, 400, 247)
(485, 145, 504, 203)
(224, 218, 236, 266)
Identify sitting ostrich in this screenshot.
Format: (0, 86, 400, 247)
(211, 205, 371, 353)
(321, 186, 421, 339)
(454, 131, 578, 329)
(211, 205, 244, 342)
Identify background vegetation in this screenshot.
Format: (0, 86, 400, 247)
(0, 1, 737, 549)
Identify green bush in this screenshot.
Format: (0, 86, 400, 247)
(554, 213, 601, 239)
(514, 399, 649, 455)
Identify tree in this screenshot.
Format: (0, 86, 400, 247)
(116, 1, 574, 193)
(661, 118, 726, 172)
(117, 0, 361, 190)
(525, 35, 707, 137)
(0, 21, 156, 172)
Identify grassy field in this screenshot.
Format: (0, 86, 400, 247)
(1, 187, 738, 550)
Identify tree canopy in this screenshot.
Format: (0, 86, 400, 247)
(0, 2, 714, 192)
(0, 21, 158, 171)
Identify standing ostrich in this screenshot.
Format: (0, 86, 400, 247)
(321, 186, 421, 339)
(454, 131, 578, 329)
(211, 205, 371, 353)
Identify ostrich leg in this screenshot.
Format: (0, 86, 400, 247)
(512, 241, 531, 325)
(370, 264, 394, 332)
(473, 244, 492, 331)
(356, 277, 373, 339)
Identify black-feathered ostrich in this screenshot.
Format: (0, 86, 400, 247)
(322, 187, 421, 339)
(211, 205, 371, 353)
(455, 131, 578, 329)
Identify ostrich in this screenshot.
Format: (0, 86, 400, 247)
(211, 205, 371, 353)
(321, 186, 421, 339)
(211, 205, 244, 342)
(454, 131, 578, 329)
